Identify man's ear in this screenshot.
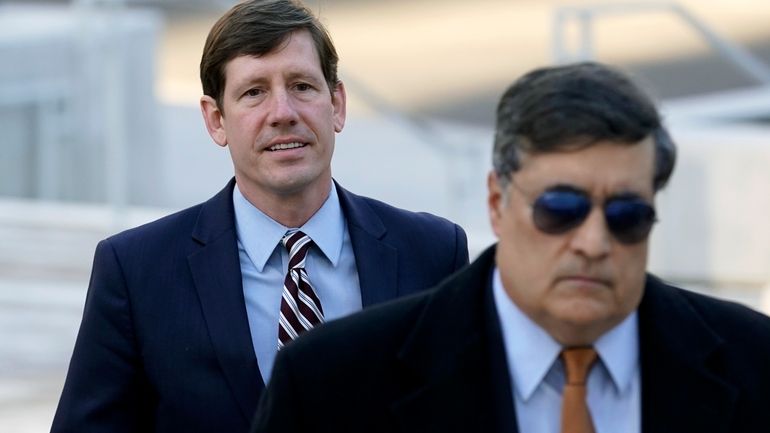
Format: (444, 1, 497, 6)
(331, 81, 347, 133)
(200, 95, 227, 147)
(488, 171, 505, 237)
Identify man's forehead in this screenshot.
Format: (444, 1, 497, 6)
(514, 137, 656, 195)
(223, 52, 324, 92)
(224, 54, 321, 79)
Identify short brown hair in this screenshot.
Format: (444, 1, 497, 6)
(200, 0, 340, 112)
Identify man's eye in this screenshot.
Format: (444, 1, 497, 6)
(245, 88, 263, 97)
(295, 83, 312, 91)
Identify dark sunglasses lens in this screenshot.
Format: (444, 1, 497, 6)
(604, 199, 656, 244)
(532, 191, 591, 234)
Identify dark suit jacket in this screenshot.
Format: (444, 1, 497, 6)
(253, 245, 770, 433)
(51, 179, 469, 433)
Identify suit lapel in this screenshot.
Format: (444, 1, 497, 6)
(188, 179, 264, 423)
(638, 277, 738, 433)
(390, 247, 518, 433)
(335, 183, 398, 306)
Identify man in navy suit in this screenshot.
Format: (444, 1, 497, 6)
(252, 62, 770, 433)
(50, 1, 468, 432)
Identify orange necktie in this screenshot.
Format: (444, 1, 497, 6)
(560, 347, 598, 433)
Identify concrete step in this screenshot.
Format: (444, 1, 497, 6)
(0, 198, 169, 279)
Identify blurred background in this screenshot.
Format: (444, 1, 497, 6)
(2, 0, 770, 430)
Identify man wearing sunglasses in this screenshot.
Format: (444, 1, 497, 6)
(251, 62, 770, 433)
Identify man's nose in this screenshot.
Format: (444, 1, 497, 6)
(267, 89, 299, 127)
(568, 208, 612, 259)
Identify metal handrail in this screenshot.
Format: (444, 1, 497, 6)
(552, 1, 770, 86)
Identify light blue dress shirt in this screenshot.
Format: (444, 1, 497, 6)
(492, 268, 640, 433)
(233, 184, 362, 382)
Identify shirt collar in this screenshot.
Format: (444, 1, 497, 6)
(232, 183, 345, 271)
(594, 308, 638, 395)
(296, 184, 345, 267)
(492, 267, 561, 402)
(492, 267, 639, 400)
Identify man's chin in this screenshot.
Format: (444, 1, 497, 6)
(545, 303, 622, 344)
(267, 173, 331, 198)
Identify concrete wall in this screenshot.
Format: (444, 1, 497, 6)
(0, 4, 161, 204)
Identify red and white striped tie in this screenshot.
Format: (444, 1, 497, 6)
(278, 230, 324, 348)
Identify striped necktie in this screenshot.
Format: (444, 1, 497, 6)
(561, 347, 598, 433)
(277, 230, 324, 348)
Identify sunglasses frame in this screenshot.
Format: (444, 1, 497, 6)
(507, 179, 657, 245)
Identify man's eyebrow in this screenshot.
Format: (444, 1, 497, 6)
(230, 71, 323, 91)
(546, 183, 586, 194)
(609, 190, 647, 200)
(229, 76, 267, 94)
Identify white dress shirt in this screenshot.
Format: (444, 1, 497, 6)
(233, 183, 362, 382)
(492, 267, 641, 433)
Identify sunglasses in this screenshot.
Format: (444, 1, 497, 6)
(515, 184, 657, 244)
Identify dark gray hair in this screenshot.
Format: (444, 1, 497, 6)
(493, 62, 676, 191)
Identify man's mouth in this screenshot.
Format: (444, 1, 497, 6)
(268, 142, 307, 151)
(558, 275, 611, 288)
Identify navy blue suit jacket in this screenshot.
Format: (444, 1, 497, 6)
(51, 179, 468, 433)
(253, 245, 770, 433)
